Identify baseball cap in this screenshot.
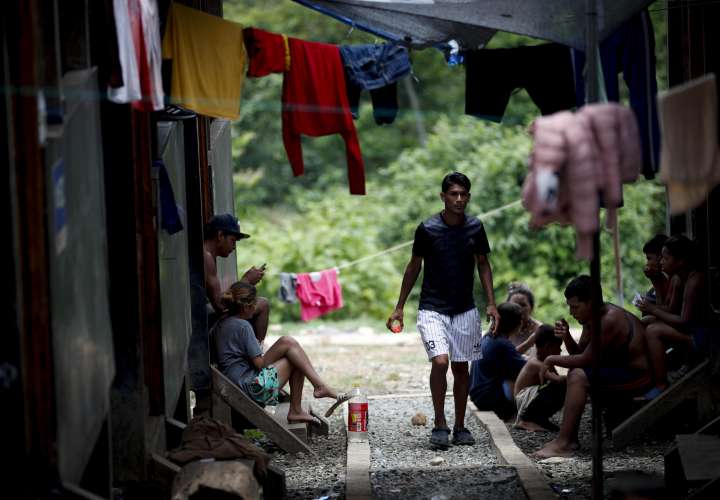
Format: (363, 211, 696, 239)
(206, 214, 250, 239)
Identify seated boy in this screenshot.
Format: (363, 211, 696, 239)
(514, 325, 566, 432)
(469, 302, 526, 421)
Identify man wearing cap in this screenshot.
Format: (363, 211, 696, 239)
(204, 214, 269, 342)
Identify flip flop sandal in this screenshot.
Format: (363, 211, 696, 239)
(324, 391, 352, 418)
(430, 427, 451, 449)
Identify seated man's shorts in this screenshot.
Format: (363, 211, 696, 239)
(417, 308, 483, 362)
(515, 381, 566, 426)
(582, 367, 652, 394)
(245, 366, 280, 406)
(514, 385, 540, 424)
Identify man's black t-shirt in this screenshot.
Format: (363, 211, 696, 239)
(412, 213, 491, 315)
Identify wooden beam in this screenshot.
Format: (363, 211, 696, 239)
(612, 360, 710, 448)
(473, 410, 558, 500)
(211, 366, 312, 455)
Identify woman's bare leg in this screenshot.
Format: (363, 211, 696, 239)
(286, 368, 315, 423)
(264, 336, 337, 399)
(270, 357, 315, 423)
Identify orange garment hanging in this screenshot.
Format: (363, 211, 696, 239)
(162, 3, 247, 119)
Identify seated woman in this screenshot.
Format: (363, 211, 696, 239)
(507, 283, 542, 357)
(212, 281, 343, 424)
(637, 235, 710, 397)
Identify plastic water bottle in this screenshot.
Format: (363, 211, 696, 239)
(347, 385, 368, 442)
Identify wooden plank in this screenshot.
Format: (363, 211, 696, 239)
(165, 417, 187, 451)
(676, 434, 720, 482)
(212, 390, 232, 425)
(473, 409, 558, 500)
(612, 360, 710, 448)
(308, 403, 330, 437)
(686, 476, 720, 500)
(272, 403, 308, 443)
(150, 452, 181, 488)
(211, 366, 312, 455)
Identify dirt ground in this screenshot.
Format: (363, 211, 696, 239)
(267, 323, 440, 397)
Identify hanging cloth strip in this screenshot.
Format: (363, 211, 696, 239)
(295, 269, 344, 321)
(162, 3, 247, 119)
(108, 0, 164, 111)
(658, 74, 720, 214)
(572, 9, 660, 180)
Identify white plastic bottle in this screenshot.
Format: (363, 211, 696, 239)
(347, 385, 368, 442)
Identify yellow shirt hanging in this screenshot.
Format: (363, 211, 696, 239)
(162, 3, 247, 120)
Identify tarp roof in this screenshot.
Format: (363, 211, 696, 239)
(293, 0, 654, 49)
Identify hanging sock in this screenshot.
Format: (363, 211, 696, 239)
(162, 3, 247, 119)
(278, 273, 298, 304)
(295, 269, 344, 322)
(153, 159, 183, 234)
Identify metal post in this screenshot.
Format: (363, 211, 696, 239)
(585, 1, 604, 499)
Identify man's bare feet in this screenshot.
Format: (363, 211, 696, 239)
(287, 409, 318, 425)
(515, 420, 548, 432)
(534, 439, 577, 458)
(313, 385, 338, 400)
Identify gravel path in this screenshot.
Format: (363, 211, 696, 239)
(507, 403, 672, 499)
(267, 410, 347, 499)
(369, 397, 526, 499)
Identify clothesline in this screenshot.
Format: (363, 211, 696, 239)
(334, 199, 522, 271)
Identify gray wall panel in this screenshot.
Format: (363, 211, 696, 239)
(210, 119, 238, 289)
(46, 68, 114, 482)
(157, 121, 192, 417)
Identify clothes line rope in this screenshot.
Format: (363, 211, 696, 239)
(334, 199, 522, 271)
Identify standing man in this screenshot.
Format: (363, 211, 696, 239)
(204, 214, 269, 342)
(387, 172, 500, 449)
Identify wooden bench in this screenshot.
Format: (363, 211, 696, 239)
(210, 365, 313, 455)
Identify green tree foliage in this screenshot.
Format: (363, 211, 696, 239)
(225, 1, 668, 327)
(238, 116, 666, 326)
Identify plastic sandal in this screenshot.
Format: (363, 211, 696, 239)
(323, 391, 352, 418)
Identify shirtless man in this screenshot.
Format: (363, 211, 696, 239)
(513, 325, 566, 432)
(203, 214, 269, 342)
(535, 275, 652, 458)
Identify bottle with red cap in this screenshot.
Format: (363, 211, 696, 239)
(347, 385, 368, 442)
